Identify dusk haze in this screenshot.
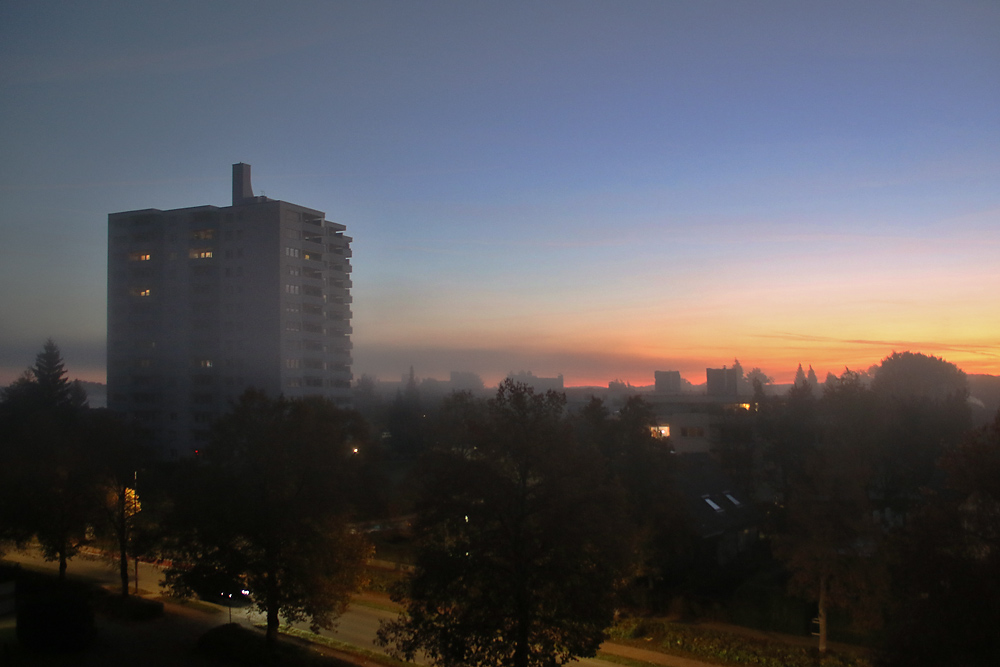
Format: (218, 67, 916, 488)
(1, 1, 997, 387)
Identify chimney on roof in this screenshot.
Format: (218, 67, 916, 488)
(232, 163, 254, 205)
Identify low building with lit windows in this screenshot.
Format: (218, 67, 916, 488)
(107, 164, 352, 457)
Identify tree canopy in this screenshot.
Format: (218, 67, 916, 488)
(378, 380, 632, 667)
(0, 340, 95, 573)
(165, 390, 372, 643)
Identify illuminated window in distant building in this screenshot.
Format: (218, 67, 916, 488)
(129, 252, 152, 261)
(189, 248, 214, 259)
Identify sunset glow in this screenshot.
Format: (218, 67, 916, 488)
(1, 2, 997, 389)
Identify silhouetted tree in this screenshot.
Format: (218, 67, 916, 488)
(758, 371, 820, 517)
(385, 367, 427, 459)
(575, 396, 686, 600)
(85, 409, 154, 596)
(806, 365, 819, 394)
(745, 367, 774, 390)
(32, 339, 74, 409)
(871, 352, 970, 516)
(883, 411, 1000, 666)
(0, 341, 96, 576)
(165, 391, 372, 643)
(774, 371, 887, 653)
(378, 381, 632, 667)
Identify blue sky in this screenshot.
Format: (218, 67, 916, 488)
(1, 1, 998, 386)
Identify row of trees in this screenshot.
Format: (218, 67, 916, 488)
(3, 342, 997, 665)
(0, 340, 148, 593)
(719, 352, 997, 664)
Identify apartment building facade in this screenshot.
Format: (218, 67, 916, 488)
(107, 164, 352, 456)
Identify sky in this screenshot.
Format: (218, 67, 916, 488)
(1, 1, 998, 388)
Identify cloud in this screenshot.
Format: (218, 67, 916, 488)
(752, 332, 1000, 360)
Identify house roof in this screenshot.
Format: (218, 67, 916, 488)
(672, 453, 759, 539)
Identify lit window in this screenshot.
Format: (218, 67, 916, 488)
(128, 252, 152, 261)
(189, 249, 213, 259)
(303, 251, 322, 262)
(130, 287, 152, 297)
(651, 425, 670, 438)
(197, 359, 213, 368)
(725, 493, 742, 507)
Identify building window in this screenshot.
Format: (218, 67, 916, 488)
(703, 497, 724, 512)
(128, 252, 152, 261)
(285, 284, 300, 295)
(191, 229, 215, 240)
(129, 287, 152, 297)
(303, 251, 322, 262)
(285, 359, 301, 369)
(303, 285, 323, 298)
(189, 248, 214, 259)
(195, 359, 213, 368)
(285, 247, 300, 258)
(287, 266, 300, 276)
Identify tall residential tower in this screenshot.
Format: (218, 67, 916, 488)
(107, 164, 353, 456)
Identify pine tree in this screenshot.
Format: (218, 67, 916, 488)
(31, 339, 73, 409)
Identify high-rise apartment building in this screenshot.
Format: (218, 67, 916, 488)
(107, 164, 353, 457)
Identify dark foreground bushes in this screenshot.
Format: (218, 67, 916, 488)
(609, 617, 873, 667)
(198, 623, 357, 667)
(16, 583, 95, 652)
(97, 592, 164, 621)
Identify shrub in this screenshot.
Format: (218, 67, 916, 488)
(609, 617, 873, 667)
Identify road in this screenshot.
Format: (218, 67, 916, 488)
(3, 547, 714, 667)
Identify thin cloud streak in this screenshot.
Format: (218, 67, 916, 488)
(753, 333, 1000, 360)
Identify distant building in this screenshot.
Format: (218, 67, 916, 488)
(654, 370, 682, 394)
(449, 371, 485, 393)
(706, 365, 741, 397)
(507, 371, 564, 393)
(107, 164, 353, 457)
